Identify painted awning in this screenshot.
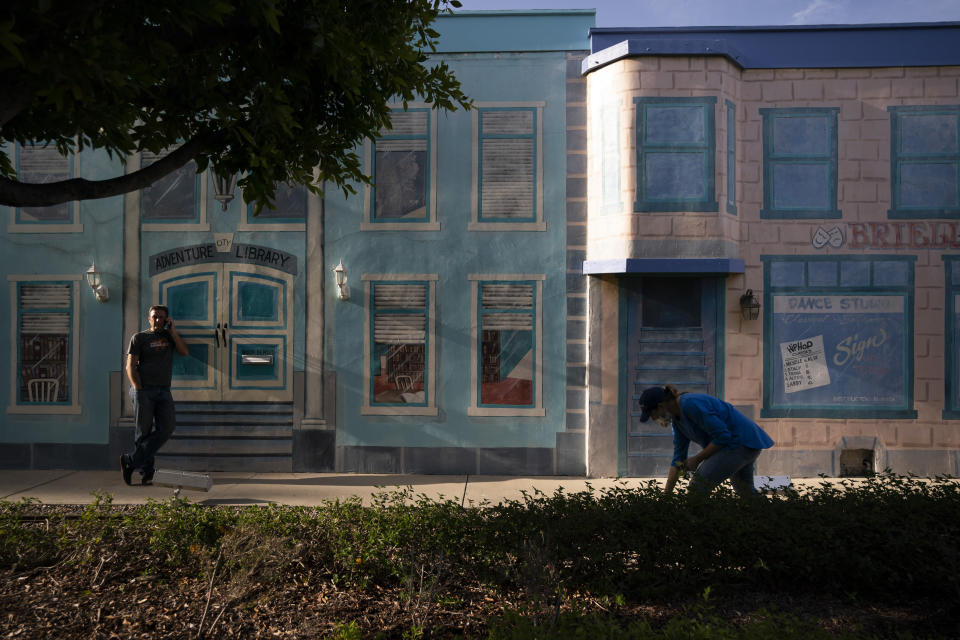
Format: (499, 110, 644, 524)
(582, 258, 745, 275)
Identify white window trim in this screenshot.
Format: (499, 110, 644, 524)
(467, 273, 545, 417)
(6, 142, 83, 234)
(469, 102, 546, 232)
(362, 103, 441, 231)
(360, 273, 439, 415)
(134, 150, 210, 232)
(7, 275, 82, 415)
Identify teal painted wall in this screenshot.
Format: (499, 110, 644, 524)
(0, 148, 124, 444)
(325, 51, 572, 449)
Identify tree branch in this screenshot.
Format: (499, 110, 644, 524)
(0, 133, 219, 207)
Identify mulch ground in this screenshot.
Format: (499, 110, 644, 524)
(2, 506, 957, 639)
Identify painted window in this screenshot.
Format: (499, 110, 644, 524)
(362, 275, 438, 415)
(140, 146, 208, 230)
(599, 97, 622, 214)
(8, 277, 81, 414)
(6, 142, 82, 233)
(726, 100, 737, 215)
(468, 275, 545, 416)
(470, 104, 545, 231)
(363, 106, 439, 231)
(889, 105, 960, 219)
(633, 96, 717, 212)
(761, 255, 916, 418)
(945, 256, 960, 419)
(240, 182, 308, 231)
(760, 108, 840, 219)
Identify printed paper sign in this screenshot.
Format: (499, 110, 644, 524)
(780, 335, 831, 394)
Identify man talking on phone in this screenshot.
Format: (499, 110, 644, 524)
(121, 305, 189, 485)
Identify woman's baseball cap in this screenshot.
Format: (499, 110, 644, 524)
(638, 386, 666, 422)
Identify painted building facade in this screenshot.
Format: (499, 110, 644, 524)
(2, 14, 960, 479)
(0, 11, 593, 475)
(583, 22, 960, 477)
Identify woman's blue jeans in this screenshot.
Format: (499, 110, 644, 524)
(690, 446, 762, 495)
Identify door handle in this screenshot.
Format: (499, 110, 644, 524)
(221, 325, 227, 347)
(215, 323, 221, 348)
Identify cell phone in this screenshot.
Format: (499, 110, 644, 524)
(164, 321, 171, 330)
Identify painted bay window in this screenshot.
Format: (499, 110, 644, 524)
(761, 255, 915, 418)
(470, 103, 545, 231)
(945, 256, 960, 419)
(468, 275, 545, 416)
(362, 275, 438, 415)
(7, 142, 81, 233)
(889, 105, 960, 219)
(364, 106, 439, 231)
(760, 107, 840, 219)
(633, 96, 717, 212)
(8, 276, 81, 414)
(140, 146, 208, 230)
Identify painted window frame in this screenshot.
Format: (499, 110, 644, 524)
(238, 180, 310, 231)
(469, 102, 546, 231)
(6, 142, 82, 233)
(7, 275, 82, 415)
(761, 255, 916, 419)
(633, 96, 718, 213)
(888, 105, 960, 219)
(137, 148, 209, 231)
(467, 274, 545, 417)
(725, 100, 737, 215)
(361, 273, 438, 416)
(945, 255, 960, 419)
(362, 103, 440, 231)
(760, 107, 841, 219)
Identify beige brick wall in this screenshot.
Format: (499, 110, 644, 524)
(735, 65, 959, 458)
(586, 56, 960, 469)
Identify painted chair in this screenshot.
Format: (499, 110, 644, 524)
(28, 378, 59, 403)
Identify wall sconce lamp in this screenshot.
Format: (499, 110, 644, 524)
(333, 260, 350, 301)
(739, 289, 760, 321)
(85, 263, 110, 302)
(212, 170, 237, 211)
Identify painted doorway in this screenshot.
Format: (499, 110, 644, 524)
(153, 263, 294, 402)
(624, 276, 723, 476)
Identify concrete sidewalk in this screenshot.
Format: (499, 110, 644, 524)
(0, 470, 668, 506)
(0, 470, 841, 506)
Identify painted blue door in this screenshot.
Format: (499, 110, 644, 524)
(624, 277, 722, 476)
(154, 264, 293, 401)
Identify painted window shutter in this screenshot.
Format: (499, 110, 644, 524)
(481, 283, 533, 330)
(20, 284, 71, 334)
(481, 110, 534, 220)
(374, 283, 427, 344)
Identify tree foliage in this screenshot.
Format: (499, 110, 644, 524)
(0, 0, 470, 210)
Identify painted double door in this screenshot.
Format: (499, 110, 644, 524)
(154, 263, 293, 402)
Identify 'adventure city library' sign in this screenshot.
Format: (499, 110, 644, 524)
(149, 243, 298, 276)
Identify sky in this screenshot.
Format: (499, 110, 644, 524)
(456, 0, 960, 28)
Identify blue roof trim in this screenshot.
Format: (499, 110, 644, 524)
(583, 258, 745, 275)
(585, 22, 960, 71)
(436, 10, 594, 53)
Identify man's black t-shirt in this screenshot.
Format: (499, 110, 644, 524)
(128, 330, 175, 387)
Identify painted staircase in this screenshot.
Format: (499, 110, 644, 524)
(155, 402, 293, 472)
(627, 327, 708, 476)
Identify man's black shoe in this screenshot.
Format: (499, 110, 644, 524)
(120, 455, 134, 486)
(141, 471, 154, 486)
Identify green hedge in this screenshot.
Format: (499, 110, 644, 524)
(2, 473, 958, 604)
